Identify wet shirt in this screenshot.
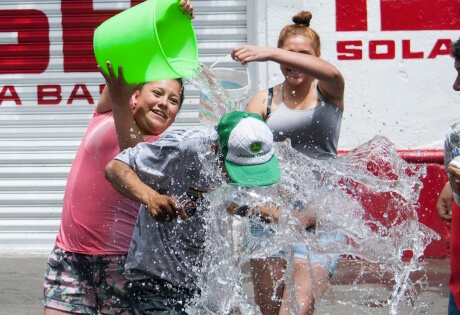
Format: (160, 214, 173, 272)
(55, 111, 160, 255)
(115, 127, 221, 291)
(266, 86, 342, 160)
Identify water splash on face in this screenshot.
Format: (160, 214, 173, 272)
(186, 136, 438, 314)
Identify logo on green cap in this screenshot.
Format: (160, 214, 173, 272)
(250, 142, 262, 153)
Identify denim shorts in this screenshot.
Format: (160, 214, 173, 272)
(128, 278, 196, 315)
(247, 221, 343, 276)
(43, 246, 131, 315)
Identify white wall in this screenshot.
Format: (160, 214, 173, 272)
(252, 0, 459, 150)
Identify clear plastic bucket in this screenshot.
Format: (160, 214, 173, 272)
(199, 57, 251, 125)
(93, 0, 198, 84)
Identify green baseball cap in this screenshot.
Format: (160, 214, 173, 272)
(217, 111, 281, 186)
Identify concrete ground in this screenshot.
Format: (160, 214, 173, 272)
(307, 258, 450, 314)
(0, 255, 450, 315)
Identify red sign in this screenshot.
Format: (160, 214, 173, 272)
(335, 0, 459, 60)
(0, 0, 144, 75)
(0, 9, 49, 74)
(336, 0, 460, 31)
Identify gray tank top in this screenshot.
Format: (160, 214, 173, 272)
(266, 85, 342, 160)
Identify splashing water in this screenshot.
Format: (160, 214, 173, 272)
(186, 64, 245, 126)
(182, 64, 439, 314)
(186, 136, 439, 314)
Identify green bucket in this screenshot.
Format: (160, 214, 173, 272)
(93, 0, 198, 84)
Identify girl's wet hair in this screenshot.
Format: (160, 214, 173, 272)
(277, 11, 321, 54)
(452, 37, 460, 61)
(174, 78, 185, 106)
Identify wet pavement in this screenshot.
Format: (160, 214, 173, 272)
(311, 258, 450, 314)
(0, 255, 450, 314)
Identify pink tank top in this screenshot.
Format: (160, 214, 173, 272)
(55, 111, 160, 255)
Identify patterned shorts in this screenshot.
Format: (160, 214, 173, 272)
(43, 246, 132, 315)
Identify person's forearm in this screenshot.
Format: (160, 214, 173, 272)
(111, 99, 144, 150)
(98, 63, 144, 150)
(268, 47, 344, 108)
(267, 47, 342, 83)
(436, 181, 453, 221)
(255, 205, 316, 228)
(291, 210, 316, 229)
(95, 85, 112, 113)
(255, 205, 280, 223)
(105, 159, 155, 204)
(448, 164, 460, 195)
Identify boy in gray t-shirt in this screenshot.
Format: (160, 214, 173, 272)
(105, 111, 280, 314)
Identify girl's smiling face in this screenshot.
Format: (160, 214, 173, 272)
(131, 79, 182, 136)
(280, 35, 319, 86)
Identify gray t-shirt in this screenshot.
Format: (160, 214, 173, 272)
(114, 126, 221, 290)
(266, 85, 342, 160)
